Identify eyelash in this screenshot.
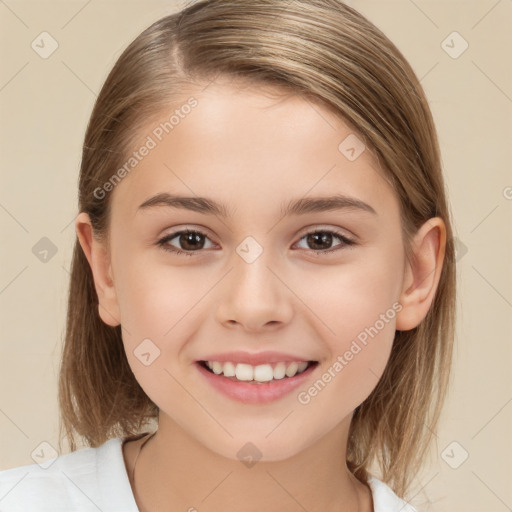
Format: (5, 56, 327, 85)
(156, 228, 355, 257)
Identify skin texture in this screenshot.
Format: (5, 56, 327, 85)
(76, 78, 446, 512)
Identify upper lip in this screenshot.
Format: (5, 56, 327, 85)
(198, 351, 316, 366)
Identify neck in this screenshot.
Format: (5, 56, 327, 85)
(125, 414, 372, 512)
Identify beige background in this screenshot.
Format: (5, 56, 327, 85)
(1, 0, 511, 510)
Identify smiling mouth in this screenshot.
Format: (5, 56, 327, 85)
(198, 360, 319, 383)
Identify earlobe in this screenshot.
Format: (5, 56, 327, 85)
(395, 217, 446, 331)
(75, 212, 121, 327)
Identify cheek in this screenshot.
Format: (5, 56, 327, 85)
(114, 248, 204, 338)
(294, 274, 399, 421)
(297, 245, 403, 404)
(309, 248, 404, 341)
(114, 263, 199, 409)
(114, 259, 215, 392)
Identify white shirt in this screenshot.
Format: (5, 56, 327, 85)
(0, 437, 419, 511)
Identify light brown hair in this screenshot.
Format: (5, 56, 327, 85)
(58, 0, 456, 498)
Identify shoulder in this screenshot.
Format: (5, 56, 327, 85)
(0, 437, 138, 512)
(367, 476, 420, 512)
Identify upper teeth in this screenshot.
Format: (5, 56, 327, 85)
(206, 361, 309, 382)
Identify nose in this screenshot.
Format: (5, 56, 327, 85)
(216, 254, 293, 332)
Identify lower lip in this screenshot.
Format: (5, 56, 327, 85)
(195, 361, 318, 404)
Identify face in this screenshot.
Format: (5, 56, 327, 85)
(88, 80, 411, 461)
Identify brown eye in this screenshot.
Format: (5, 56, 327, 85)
(157, 229, 214, 256)
(295, 230, 355, 253)
(176, 231, 206, 250)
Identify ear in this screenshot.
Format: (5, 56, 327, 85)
(75, 212, 121, 327)
(395, 217, 446, 331)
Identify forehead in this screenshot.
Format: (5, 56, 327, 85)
(109, 80, 397, 222)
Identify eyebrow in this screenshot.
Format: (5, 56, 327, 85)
(137, 192, 377, 218)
